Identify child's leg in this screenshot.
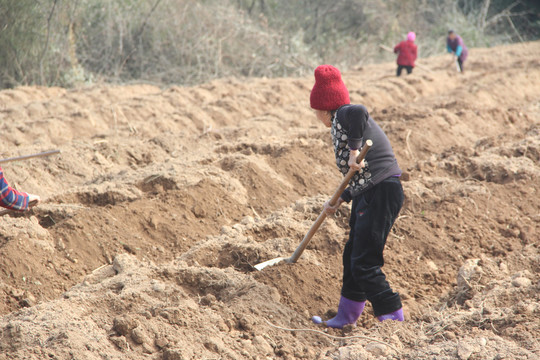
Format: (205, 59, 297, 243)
(349, 178, 404, 317)
(396, 65, 404, 77)
(458, 58, 464, 72)
(313, 198, 367, 328)
(341, 204, 367, 302)
(406, 66, 413, 74)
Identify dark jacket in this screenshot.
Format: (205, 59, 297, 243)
(331, 105, 402, 202)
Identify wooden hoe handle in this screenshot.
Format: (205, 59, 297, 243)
(0, 150, 60, 165)
(287, 140, 373, 264)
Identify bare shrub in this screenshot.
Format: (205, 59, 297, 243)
(0, 0, 538, 88)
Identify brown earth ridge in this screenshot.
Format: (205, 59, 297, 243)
(0, 41, 539, 359)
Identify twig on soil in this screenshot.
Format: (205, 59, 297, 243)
(405, 129, 415, 161)
(250, 205, 261, 219)
(128, 121, 138, 134)
(45, 204, 87, 210)
(466, 197, 479, 213)
(91, 264, 109, 273)
(490, 321, 499, 334)
(462, 177, 492, 200)
(263, 318, 400, 353)
(200, 124, 213, 137)
(144, 174, 162, 183)
(426, 323, 450, 337)
(216, 199, 228, 221)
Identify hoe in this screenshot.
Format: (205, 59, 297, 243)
(254, 140, 372, 270)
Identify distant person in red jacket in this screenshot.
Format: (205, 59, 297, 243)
(0, 166, 40, 211)
(393, 32, 418, 76)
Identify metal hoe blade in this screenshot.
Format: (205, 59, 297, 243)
(253, 257, 287, 271)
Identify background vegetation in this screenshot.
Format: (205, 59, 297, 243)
(0, 0, 539, 88)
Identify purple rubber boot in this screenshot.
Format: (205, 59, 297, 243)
(377, 308, 404, 322)
(312, 296, 366, 328)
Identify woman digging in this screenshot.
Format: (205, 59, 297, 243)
(310, 65, 404, 328)
(394, 31, 418, 76)
(447, 30, 468, 73)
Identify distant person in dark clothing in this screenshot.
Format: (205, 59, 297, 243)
(447, 30, 468, 72)
(394, 32, 418, 76)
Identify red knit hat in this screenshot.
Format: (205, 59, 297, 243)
(310, 65, 350, 110)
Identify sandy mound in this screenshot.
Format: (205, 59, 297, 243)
(0, 41, 539, 359)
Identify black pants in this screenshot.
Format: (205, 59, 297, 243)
(396, 65, 413, 76)
(341, 177, 404, 316)
(457, 58, 464, 72)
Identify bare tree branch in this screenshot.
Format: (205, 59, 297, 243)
(39, 0, 58, 85)
(506, 15, 524, 42)
(137, 0, 164, 40)
(479, 0, 491, 30)
(484, 1, 521, 28)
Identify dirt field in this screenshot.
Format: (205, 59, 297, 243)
(0, 41, 539, 360)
